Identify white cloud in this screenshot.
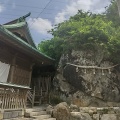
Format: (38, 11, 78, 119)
(27, 0, 110, 37)
(28, 18, 53, 35)
(93, 8, 105, 13)
(55, 0, 93, 24)
(54, 0, 110, 24)
(90, 0, 110, 13)
(0, 4, 5, 13)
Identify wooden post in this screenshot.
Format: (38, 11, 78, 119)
(1, 88, 5, 109)
(39, 87, 42, 105)
(9, 55, 16, 83)
(28, 63, 35, 86)
(32, 86, 35, 107)
(48, 76, 51, 103)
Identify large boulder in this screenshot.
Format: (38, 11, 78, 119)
(53, 102, 70, 120)
(53, 48, 120, 107)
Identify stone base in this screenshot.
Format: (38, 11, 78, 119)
(0, 109, 24, 119)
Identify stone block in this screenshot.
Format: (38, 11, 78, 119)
(101, 114, 117, 120)
(79, 107, 89, 113)
(18, 110, 23, 117)
(70, 112, 92, 120)
(70, 104, 79, 112)
(46, 105, 54, 115)
(97, 107, 105, 114)
(0, 112, 3, 120)
(3, 111, 12, 119)
(114, 107, 120, 114)
(93, 114, 100, 120)
(79, 107, 97, 114)
(24, 111, 30, 117)
(11, 111, 19, 118)
(108, 107, 115, 114)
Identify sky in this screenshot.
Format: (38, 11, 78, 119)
(0, 0, 111, 45)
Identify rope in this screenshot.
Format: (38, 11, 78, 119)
(66, 63, 119, 70)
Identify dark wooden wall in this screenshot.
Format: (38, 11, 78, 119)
(0, 42, 33, 86)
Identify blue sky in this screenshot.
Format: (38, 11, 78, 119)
(0, 0, 110, 45)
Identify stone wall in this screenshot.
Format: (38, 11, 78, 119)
(47, 102, 120, 120)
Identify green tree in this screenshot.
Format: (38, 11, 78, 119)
(38, 10, 120, 63)
(105, 0, 120, 26)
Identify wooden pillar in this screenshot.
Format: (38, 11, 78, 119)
(9, 55, 16, 83)
(24, 89, 28, 110)
(28, 63, 34, 86)
(48, 76, 51, 104)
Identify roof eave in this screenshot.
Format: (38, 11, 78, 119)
(3, 21, 37, 49)
(0, 25, 55, 64)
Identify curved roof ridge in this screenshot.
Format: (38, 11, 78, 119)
(3, 21, 26, 29)
(3, 20, 37, 49)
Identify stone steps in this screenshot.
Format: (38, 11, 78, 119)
(3, 105, 56, 120)
(43, 118, 56, 120)
(4, 118, 33, 120)
(24, 106, 56, 120)
(32, 114, 51, 119)
(4, 117, 56, 120)
(26, 107, 46, 112)
(33, 118, 56, 120)
(25, 110, 47, 117)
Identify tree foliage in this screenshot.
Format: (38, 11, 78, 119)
(38, 3, 120, 63)
(105, 0, 120, 27)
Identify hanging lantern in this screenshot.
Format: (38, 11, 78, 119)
(108, 69, 111, 74)
(76, 67, 79, 72)
(93, 68, 96, 74)
(102, 69, 104, 75)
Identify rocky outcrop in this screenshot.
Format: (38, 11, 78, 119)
(53, 47, 120, 107)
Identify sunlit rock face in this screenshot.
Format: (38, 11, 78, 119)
(53, 48, 120, 107)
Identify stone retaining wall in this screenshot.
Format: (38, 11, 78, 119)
(47, 102, 120, 120)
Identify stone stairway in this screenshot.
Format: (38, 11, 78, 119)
(3, 106, 56, 120)
(24, 106, 56, 120)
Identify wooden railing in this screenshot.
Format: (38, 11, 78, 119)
(27, 87, 35, 107)
(27, 86, 43, 107)
(0, 87, 27, 110)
